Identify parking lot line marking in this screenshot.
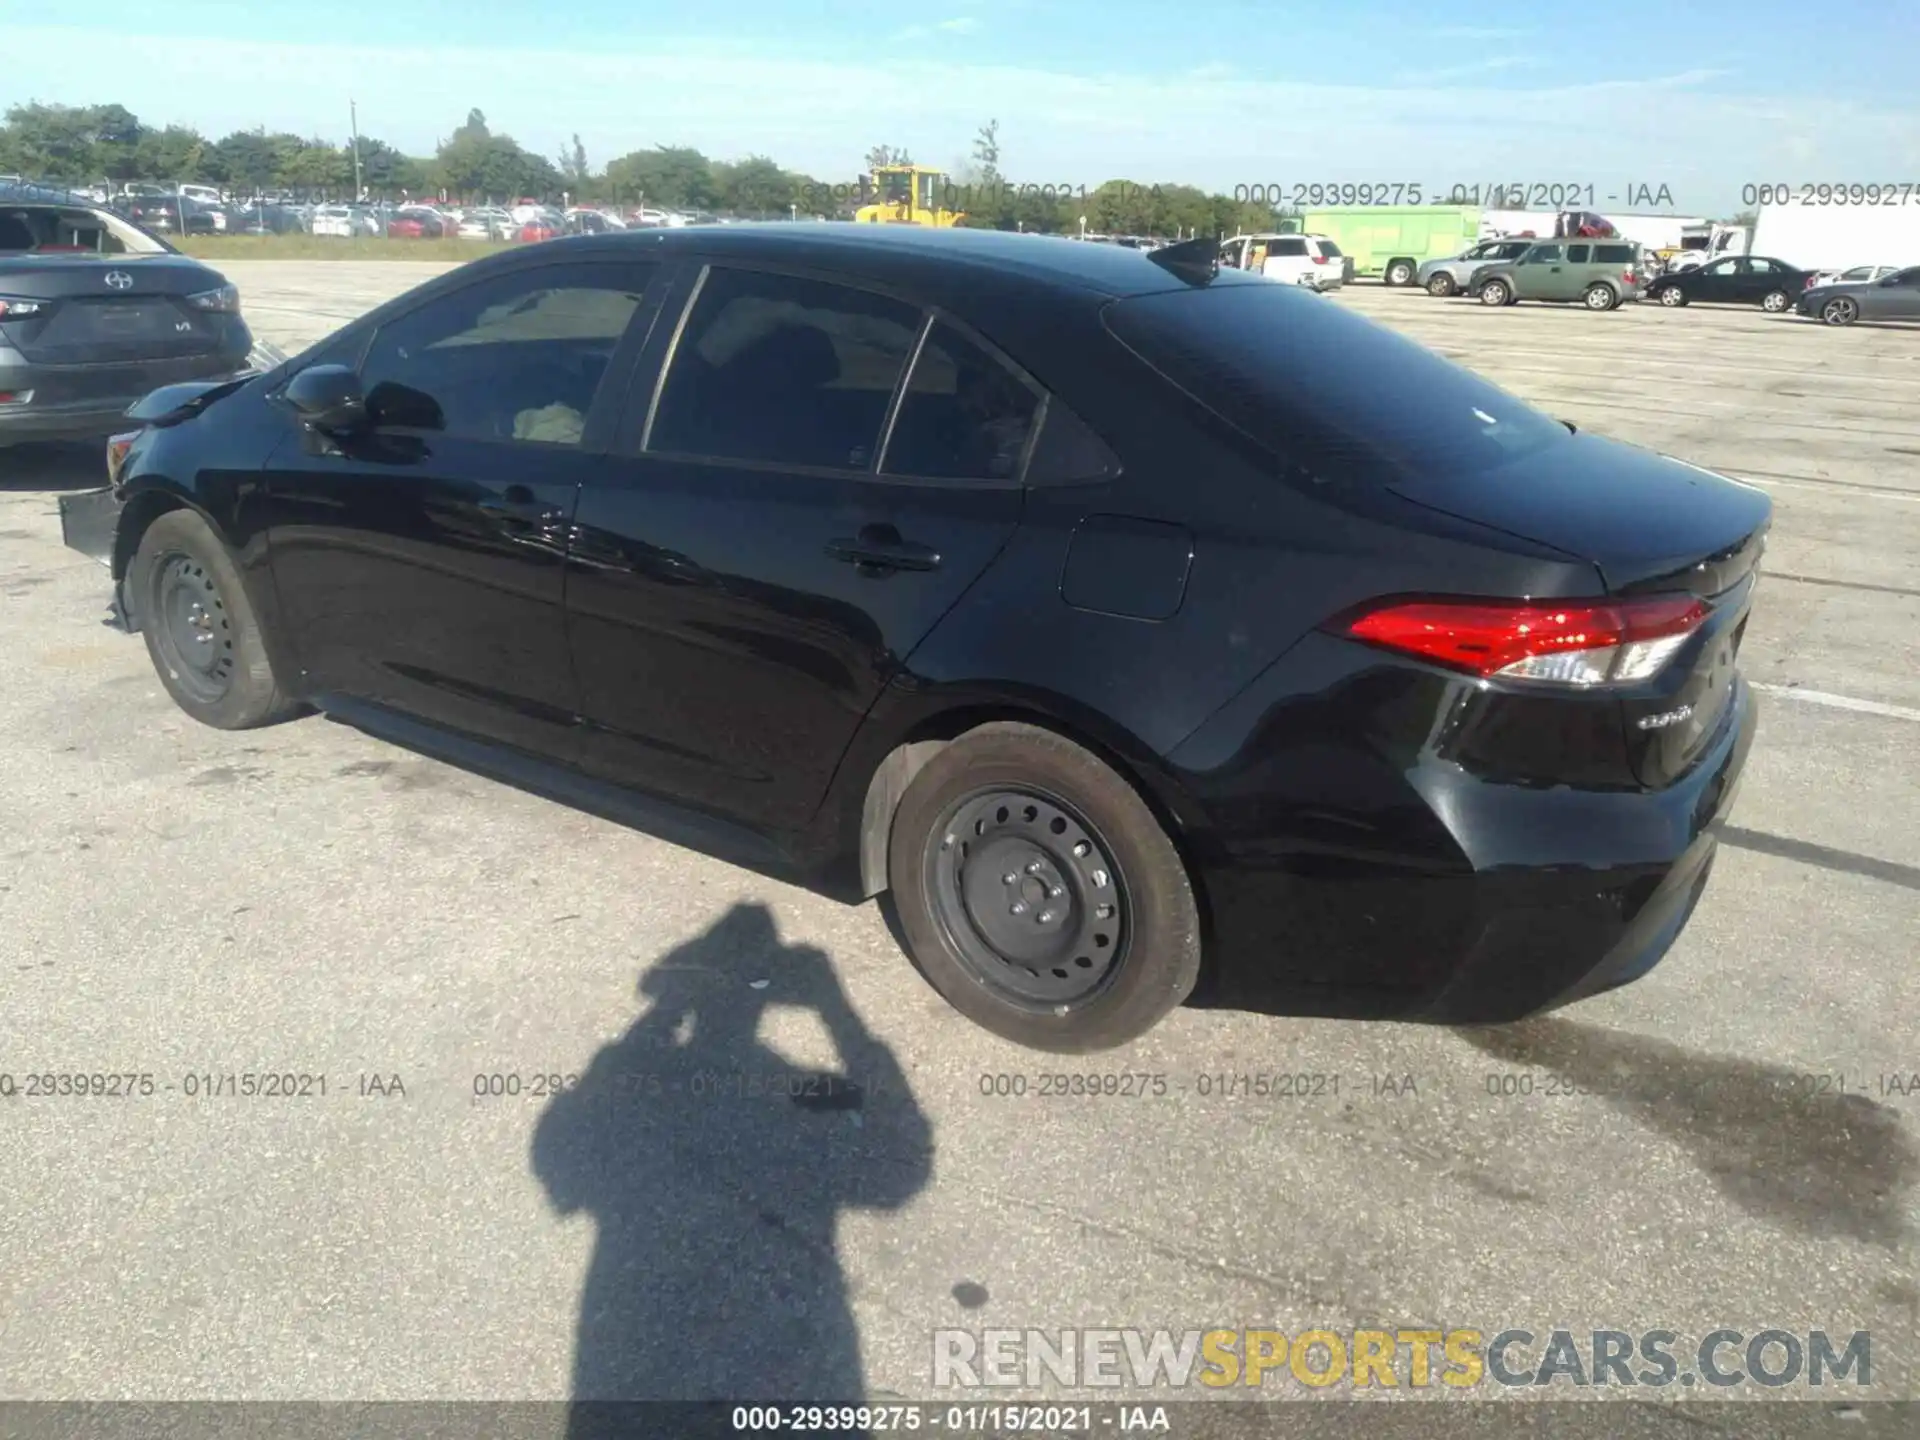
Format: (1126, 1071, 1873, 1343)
(1751, 683, 1920, 724)
(1736, 475, 1920, 505)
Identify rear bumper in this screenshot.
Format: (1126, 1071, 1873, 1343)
(1172, 655, 1759, 1023)
(0, 331, 252, 447)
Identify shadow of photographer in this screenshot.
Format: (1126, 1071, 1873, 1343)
(532, 903, 933, 1435)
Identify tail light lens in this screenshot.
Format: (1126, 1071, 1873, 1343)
(1312, 253, 1329, 263)
(1337, 595, 1709, 687)
(188, 284, 240, 313)
(0, 296, 47, 319)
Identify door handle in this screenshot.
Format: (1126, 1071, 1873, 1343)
(826, 524, 941, 573)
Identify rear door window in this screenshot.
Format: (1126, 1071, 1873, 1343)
(1565, 244, 1591, 263)
(646, 266, 922, 471)
(1316, 239, 1344, 257)
(1271, 237, 1307, 257)
(1594, 244, 1634, 263)
(882, 319, 1042, 482)
(1103, 283, 1568, 491)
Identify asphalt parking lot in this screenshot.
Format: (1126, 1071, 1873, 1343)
(2, 262, 1916, 1427)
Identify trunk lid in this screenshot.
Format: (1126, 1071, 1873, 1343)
(0, 255, 227, 364)
(1388, 435, 1771, 787)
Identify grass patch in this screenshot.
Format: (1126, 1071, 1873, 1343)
(175, 235, 517, 262)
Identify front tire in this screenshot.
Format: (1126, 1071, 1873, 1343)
(1384, 259, 1415, 287)
(130, 509, 301, 729)
(1427, 273, 1457, 297)
(1761, 289, 1791, 313)
(1658, 285, 1688, 307)
(1478, 278, 1512, 306)
(886, 723, 1201, 1053)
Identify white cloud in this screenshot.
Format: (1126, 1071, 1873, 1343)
(5, 25, 1912, 213)
(1390, 55, 1542, 85)
(892, 15, 979, 40)
(1430, 26, 1536, 41)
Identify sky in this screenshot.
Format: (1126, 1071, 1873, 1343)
(4, 0, 1919, 215)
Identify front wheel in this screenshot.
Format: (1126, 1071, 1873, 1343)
(1761, 289, 1791, 313)
(1658, 285, 1688, 307)
(1384, 259, 1415, 287)
(886, 723, 1202, 1053)
(1427, 273, 1456, 297)
(1584, 283, 1618, 311)
(130, 509, 302, 729)
(1478, 278, 1512, 306)
(1822, 296, 1860, 326)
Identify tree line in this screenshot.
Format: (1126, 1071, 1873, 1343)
(0, 104, 1280, 237)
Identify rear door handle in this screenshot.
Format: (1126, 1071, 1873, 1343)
(826, 526, 941, 573)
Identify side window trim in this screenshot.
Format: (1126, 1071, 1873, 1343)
(873, 311, 937, 478)
(637, 261, 711, 454)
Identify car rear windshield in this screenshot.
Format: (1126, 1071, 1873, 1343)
(1103, 283, 1568, 489)
(1315, 239, 1343, 256)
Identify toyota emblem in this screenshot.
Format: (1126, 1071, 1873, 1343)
(104, 271, 134, 290)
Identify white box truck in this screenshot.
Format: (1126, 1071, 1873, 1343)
(1751, 198, 1920, 272)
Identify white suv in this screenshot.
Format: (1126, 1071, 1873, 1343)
(1224, 233, 1347, 290)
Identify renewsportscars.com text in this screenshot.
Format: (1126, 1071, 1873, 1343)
(931, 1327, 1873, 1390)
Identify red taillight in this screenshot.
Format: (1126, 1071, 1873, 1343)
(1312, 253, 1329, 263)
(1339, 595, 1709, 686)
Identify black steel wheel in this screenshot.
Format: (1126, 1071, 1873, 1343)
(130, 509, 303, 729)
(149, 551, 235, 706)
(887, 722, 1201, 1052)
(925, 787, 1129, 1007)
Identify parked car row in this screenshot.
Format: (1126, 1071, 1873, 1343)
(1403, 236, 1920, 325)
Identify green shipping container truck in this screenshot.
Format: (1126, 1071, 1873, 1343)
(1301, 206, 1483, 284)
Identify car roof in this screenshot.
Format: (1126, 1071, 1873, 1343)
(0, 179, 96, 207)
(542, 223, 1222, 299)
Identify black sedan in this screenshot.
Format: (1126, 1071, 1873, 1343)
(1643, 254, 1813, 312)
(0, 181, 255, 447)
(57, 224, 1768, 1052)
(1795, 264, 1920, 326)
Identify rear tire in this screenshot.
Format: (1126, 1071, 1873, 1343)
(1427, 273, 1456, 297)
(1384, 259, 1415, 287)
(886, 722, 1201, 1053)
(1584, 282, 1618, 311)
(1761, 289, 1790, 313)
(1478, 278, 1512, 306)
(130, 509, 301, 730)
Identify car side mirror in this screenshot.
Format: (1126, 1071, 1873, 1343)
(283, 364, 366, 434)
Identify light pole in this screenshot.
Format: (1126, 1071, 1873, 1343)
(349, 99, 363, 201)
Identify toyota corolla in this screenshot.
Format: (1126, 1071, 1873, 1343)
(57, 224, 1768, 1052)
(0, 180, 254, 448)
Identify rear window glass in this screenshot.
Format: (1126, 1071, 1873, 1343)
(1103, 283, 1568, 490)
(1315, 239, 1343, 257)
(1595, 244, 1634, 263)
